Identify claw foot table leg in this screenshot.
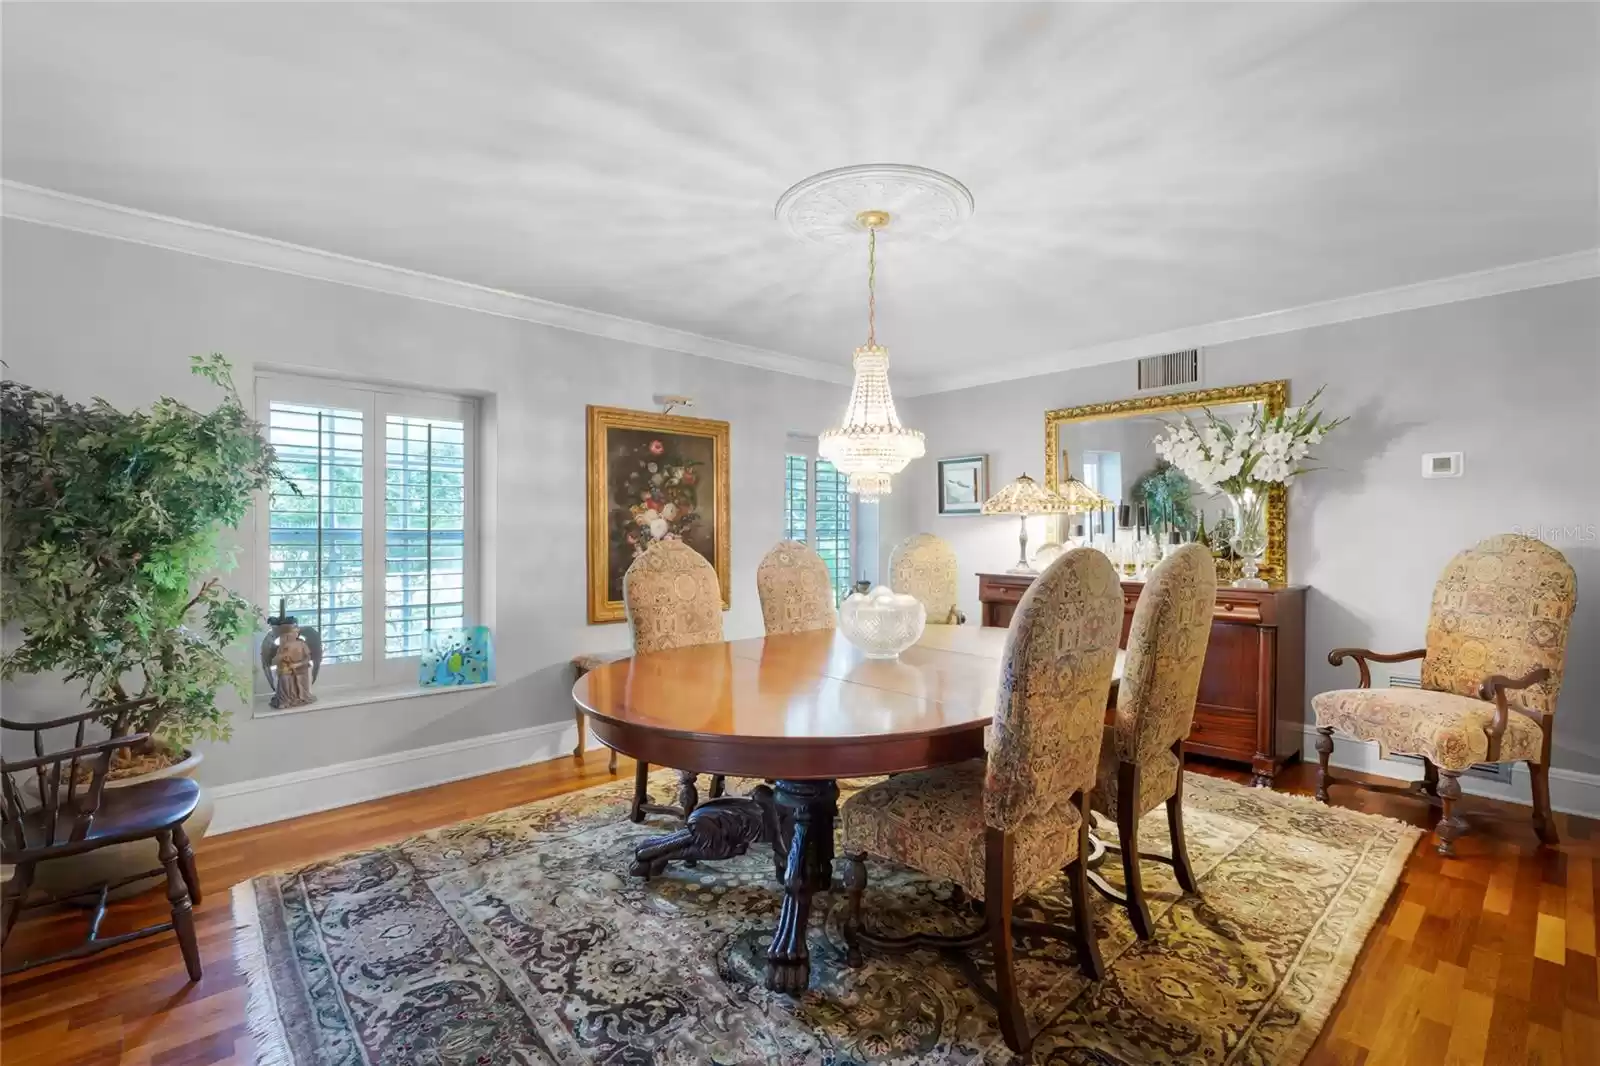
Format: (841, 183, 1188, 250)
(764, 779, 837, 994)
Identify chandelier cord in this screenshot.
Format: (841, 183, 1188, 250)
(866, 226, 877, 347)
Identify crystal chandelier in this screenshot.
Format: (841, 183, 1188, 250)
(818, 210, 925, 499)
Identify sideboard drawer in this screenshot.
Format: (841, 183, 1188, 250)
(988, 582, 1027, 604)
(1188, 706, 1257, 756)
(977, 575, 1035, 627)
(1211, 600, 1263, 625)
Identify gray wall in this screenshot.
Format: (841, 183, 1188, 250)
(0, 219, 846, 786)
(883, 279, 1600, 775)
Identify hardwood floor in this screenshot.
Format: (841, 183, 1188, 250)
(1, 751, 1594, 1065)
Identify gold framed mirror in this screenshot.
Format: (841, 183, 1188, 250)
(1043, 380, 1290, 584)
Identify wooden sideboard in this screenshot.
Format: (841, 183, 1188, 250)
(977, 572, 1307, 786)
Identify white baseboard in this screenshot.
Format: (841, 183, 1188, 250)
(1301, 726, 1600, 819)
(208, 720, 580, 835)
(200, 721, 1600, 836)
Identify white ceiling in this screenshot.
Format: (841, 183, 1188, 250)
(4, 3, 1596, 392)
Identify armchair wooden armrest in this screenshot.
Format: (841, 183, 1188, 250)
(1326, 647, 1427, 689)
(0, 696, 158, 734)
(1, 733, 152, 776)
(1478, 667, 1552, 759)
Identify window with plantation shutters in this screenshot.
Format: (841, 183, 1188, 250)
(385, 415, 467, 657)
(781, 437, 855, 605)
(813, 459, 852, 604)
(265, 402, 366, 664)
(784, 454, 808, 543)
(256, 375, 477, 700)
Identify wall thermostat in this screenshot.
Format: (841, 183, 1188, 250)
(1421, 452, 1463, 478)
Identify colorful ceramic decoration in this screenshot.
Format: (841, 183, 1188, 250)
(420, 625, 494, 687)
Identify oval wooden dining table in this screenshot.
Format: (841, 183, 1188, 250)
(572, 625, 1124, 994)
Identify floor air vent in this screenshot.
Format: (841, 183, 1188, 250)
(1136, 349, 1201, 392)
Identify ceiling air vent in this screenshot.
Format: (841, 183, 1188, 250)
(1136, 349, 1201, 392)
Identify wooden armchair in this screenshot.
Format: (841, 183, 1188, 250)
(2, 698, 203, 979)
(838, 548, 1123, 1056)
(1313, 534, 1576, 856)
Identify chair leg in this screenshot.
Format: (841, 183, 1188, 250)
(709, 775, 726, 800)
(841, 853, 867, 967)
(984, 828, 1031, 1056)
(1435, 770, 1466, 858)
(608, 747, 618, 774)
(172, 824, 202, 907)
(1167, 763, 1198, 895)
(1066, 791, 1106, 981)
(572, 706, 586, 760)
(1419, 757, 1439, 797)
(158, 830, 202, 981)
(1529, 761, 1559, 846)
(2, 862, 34, 947)
(1315, 727, 1335, 803)
(630, 761, 650, 823)
(1116, 762, 1155, 940)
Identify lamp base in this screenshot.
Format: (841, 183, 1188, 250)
(1006, 565, 1038, 576)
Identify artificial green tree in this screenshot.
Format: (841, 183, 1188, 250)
(1, 355, 280, 760)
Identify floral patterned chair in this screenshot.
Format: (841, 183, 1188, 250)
(1313, 534, 1576, 857)
(755, 541, 837, 635)
(889, 533, 966, 625)
(1089, 544, 1216, 939)
(622, 540, 727, 820)
(839, 548, 1123, 1056)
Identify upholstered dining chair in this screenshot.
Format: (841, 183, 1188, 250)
(756, 541, 837, 635)
(889, 533, 966, 625)
(1089, 543, 1216, 939)
(623, 539, 728, 821)
(2, 699, 203, 979)
(839, 548, 1124, 1056)
(1313, 534, 1576, 857)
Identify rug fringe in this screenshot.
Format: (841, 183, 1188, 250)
(1186, 771, 1430, 835)
(232, 880, 294, 1066)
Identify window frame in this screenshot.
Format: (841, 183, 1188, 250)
(254, 373, 479, 698)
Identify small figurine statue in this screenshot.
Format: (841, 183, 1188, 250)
(259, 600, 322, 710)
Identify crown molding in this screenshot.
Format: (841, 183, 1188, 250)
(6, 180, 1592, 399)
(0, 180, 850, 385)
(900, 248, 1600, 396)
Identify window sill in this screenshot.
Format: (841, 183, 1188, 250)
(252, 681, 498, 719)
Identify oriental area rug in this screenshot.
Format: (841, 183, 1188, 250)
(234, 771, 1420, 1065)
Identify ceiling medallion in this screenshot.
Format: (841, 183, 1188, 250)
(780, 164, 973, 500)
(774, 163, 975, 244)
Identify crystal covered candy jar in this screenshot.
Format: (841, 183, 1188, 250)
(840, 585, 926, 659)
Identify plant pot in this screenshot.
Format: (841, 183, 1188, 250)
(27, 748, 215, 904)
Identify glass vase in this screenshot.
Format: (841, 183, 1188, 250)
(1226, 487, 1270, 588)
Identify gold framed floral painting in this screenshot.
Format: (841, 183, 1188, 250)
(586, 405, 731, 624)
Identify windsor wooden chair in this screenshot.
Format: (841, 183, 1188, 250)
(1, 698, 203, 979)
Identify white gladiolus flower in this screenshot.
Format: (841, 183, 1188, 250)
(1152, 396, 1340, 495)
